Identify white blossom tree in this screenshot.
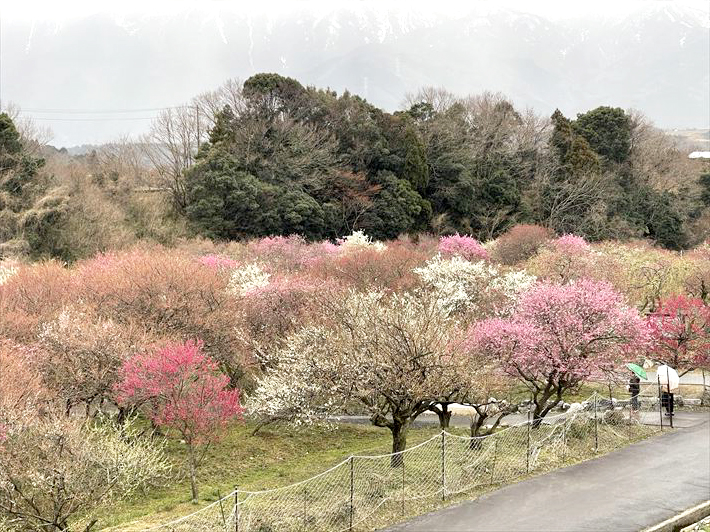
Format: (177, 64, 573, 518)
(249, 289, 471, 464)
(413, 255, 535, 425)
(0, 414, 170, 531)
(414, 254, 536, 321)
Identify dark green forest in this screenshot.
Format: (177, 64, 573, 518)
(1, 73, 709, 261)
(184, 74, 708, 248)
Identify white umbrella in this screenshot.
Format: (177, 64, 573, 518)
(656, 364, 680, 393)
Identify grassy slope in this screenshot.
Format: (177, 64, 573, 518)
(99, 422, 466, 531)
(100, 377, 699, 531)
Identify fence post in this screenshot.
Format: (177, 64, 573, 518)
(667, 365, 674, 429)
(349, 456, 354, 531)
(490, 439, 498, 484)
(526, 405, 531, 473)
(657, 377, 663, 432)
(234, 486, 239, 532)
(562, 423, 567, 462)
(441, 432, 446, 501)
(401, 456, 405, 517)
(594, 393, 598, 452)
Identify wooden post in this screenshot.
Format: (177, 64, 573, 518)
(562, 424, 567, 463)
(349, 456, 354, 531)
(217, 490, 227, 527)
(234, 486, 239, 532)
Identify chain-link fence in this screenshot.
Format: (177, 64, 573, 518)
(142, 389, 669, 532)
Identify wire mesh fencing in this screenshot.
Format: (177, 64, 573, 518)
(142, 390, 667, 532)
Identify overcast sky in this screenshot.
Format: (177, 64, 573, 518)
(2, 0, 708, 147)
(5, 0, 708, 21)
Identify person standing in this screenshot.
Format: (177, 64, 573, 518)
(628, 373, 641, 415)
(657, 364, 678, 418)
(661, 388, 675, 417)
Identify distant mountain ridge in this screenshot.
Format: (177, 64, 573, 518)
(5, 2, 708, 145)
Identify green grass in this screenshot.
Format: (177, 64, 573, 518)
(97, 421, 466, 531)
(98, 409, 663, 532)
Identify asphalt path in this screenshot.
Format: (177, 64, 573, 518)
(381, 410, 710, 532)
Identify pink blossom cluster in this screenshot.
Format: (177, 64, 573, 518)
(296, 241, 341, 268)
(115, 340, 243, 444)
(648, 295, 710, 371)
(468, 279, 650, 381)
(438, 234, 489, 262)
(554, 234, 591, 254)
(248, 235, 341, 268)
(248, 235, 306, 255)
(0, 423, 7, 443)
(198, 254, 238, 270)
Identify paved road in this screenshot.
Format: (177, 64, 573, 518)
(382, 411, 710, 532)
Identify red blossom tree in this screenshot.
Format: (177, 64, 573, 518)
(468, 279, 650, 424)
(648, 295, 710, 376)
(115, 340, 243, 502)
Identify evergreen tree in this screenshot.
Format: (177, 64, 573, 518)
(574, 106, 631, 164)
(402, 125, 429, 193)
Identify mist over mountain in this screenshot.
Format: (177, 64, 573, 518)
(4, 1, 708, 146)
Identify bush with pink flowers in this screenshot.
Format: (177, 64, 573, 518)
(438, 234, 489, 262)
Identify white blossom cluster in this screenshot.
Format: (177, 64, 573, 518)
(247, 327, 342, 425)
(227, 263, 271, 296)
(338, 230, 387, 253)
(489, 269, 537, 312)
(414, 255, 536, 318)
(0, 262, 18, 286)
(247, 288, 464, 427)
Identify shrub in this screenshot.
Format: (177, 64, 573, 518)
(438, 234, 489, 261)
(228, 263, 271, 296)
(554, 234, 591, 254)
(0, 414, 170, 531)
(0, 260, 71, 342)
(337, 230, 386, 253)
(198, 254, 238, 270)
(490, 224, 553, 265)
(308, 243, 428, 292)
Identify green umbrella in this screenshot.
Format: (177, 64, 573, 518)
(626, 363, 647, 380)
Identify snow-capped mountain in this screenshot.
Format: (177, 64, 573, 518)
(4, 1, 708, 146)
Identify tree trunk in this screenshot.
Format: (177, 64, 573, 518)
(469, 413, 487, 450)
(532, 399, 560, 428)
(188, 443, 198, 503)
(390, 419, 409, 468)
(436, 405, 451, 429)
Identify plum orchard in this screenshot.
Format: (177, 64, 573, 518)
(0, 229, 708, 529)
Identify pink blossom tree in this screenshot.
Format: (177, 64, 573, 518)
(115, 340, 243, 502)
(648, 295, 710, 376)
(468, 279, 649, 425)
(553, 234, 591, 254)
(438, 234, 489, 262)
